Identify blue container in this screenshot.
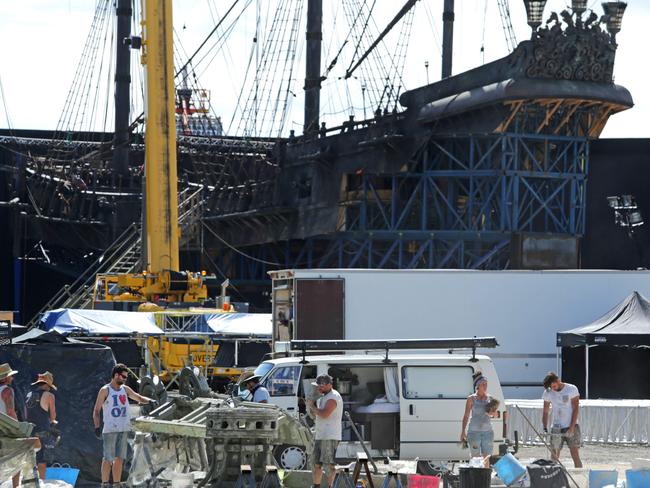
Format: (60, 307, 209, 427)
(589, 469, 618, 488)
(493, 454, 526, 486)
(627, 469, 650, 488)
(45, 466, 80, 486)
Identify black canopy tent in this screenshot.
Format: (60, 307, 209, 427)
(557, 291, 650, 399)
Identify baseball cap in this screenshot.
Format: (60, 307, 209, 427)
(311, 374, 333, 386)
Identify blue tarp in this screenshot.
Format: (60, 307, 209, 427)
(39, 309, 271, 338)
(40, 308, 162, 335)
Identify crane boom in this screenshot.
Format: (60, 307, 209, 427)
(143, 0, 179, 273)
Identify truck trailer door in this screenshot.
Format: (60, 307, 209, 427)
(399, 362, 474, 461)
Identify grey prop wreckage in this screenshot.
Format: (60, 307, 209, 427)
(129, 395, 313, 485)
(0, 412, 40, 483)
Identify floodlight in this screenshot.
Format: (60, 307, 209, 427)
(629, 211, 644, 227)
(607, 196, 620, 208)
(524, 0, 547, 31)
(621, 194, 636, 208)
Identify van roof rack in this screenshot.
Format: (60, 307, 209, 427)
(289, 337, 498, 363)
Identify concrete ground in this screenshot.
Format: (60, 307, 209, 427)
(283, 444, 650, 487)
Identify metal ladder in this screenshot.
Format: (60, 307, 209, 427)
(25, 186, 205, 328)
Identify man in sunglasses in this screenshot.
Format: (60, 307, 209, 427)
(93, 363, 154, 487)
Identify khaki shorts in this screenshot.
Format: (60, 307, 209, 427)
(550, 425, 581, 451)
(312, 439, 339, 466)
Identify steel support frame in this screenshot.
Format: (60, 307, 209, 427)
(208, 132, 587, 282)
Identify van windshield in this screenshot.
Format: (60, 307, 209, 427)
(253, 362, 274, 379)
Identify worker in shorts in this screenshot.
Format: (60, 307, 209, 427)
(542, 372, 583, 468)
(26, 371, 59, 480)
(93, 364, 155, 487)
(307, 374, 343, 488)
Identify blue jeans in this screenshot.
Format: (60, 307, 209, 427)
(467, 430, 494, 457)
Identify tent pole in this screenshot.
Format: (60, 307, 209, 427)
(584, 345, 589, 399)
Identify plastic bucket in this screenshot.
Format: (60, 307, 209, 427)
(589, 470, 618, 488)
(493, 453, 526, 486)
(408, 474, 441, 488)
(45, 466, 80, 486)
(459, 467, 491, 488)
(626, 469, 650, 488)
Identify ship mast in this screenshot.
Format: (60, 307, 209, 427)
(303, 0, 323, 135)
(441, 0, 455, 78)
(111, 0, 132, 176)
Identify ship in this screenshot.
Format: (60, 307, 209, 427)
(0, 0, 637, 325)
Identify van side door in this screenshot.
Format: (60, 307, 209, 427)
(263, 365, 302, 416)
(399, 362, 473, 461)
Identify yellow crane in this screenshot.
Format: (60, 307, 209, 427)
(89, 1, 247, 385)
(95, 0, 211, 307)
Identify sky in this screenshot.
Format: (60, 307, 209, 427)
(0, 0, 647, 138)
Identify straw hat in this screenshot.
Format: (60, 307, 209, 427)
(32, 371, 57, 391)
(0, 363, 18, 381)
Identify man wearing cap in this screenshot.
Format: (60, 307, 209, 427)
(0, 363, 21, 488)
(243, 375, 269, 403)
(93, 363, 154, 487)
(306, 374, 343, 488)
(26, 371, 58, 479)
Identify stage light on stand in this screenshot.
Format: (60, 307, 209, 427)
(607, 194, 645, 269)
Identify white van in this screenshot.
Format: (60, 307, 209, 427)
(246, 350, 506, 471)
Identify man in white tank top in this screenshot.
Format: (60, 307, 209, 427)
(93, 363, 154, 487)
(307, 374, 343, 488)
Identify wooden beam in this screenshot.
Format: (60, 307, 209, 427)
(553, 101, 582, 135)
(495, 100, 524, 133)
(589, 105, 614, 138)
(537, 100, 563, 133)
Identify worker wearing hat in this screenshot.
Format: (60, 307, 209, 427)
(0, 363, 21, 488)
(242, 374, 269, 403)
(26, 371, 58, 480)
(306, 374, 343, 488)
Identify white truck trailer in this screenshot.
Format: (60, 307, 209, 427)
(269, 269, 650, 398)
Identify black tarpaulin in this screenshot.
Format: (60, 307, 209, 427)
(557, 291, 650, 347)
(0, 330, 116, 482)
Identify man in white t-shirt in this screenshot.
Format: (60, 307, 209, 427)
(542, 372, 582, 467)
(307, 374, 343, 488)
(243, 375, 270, 403)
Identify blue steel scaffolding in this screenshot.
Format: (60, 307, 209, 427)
(216, 132, 588, 282)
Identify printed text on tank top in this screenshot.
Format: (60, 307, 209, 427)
(101, 384, 131, 433)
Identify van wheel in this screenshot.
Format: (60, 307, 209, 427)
(416, 460, 445, 476)
(273, 444, 308, 470)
